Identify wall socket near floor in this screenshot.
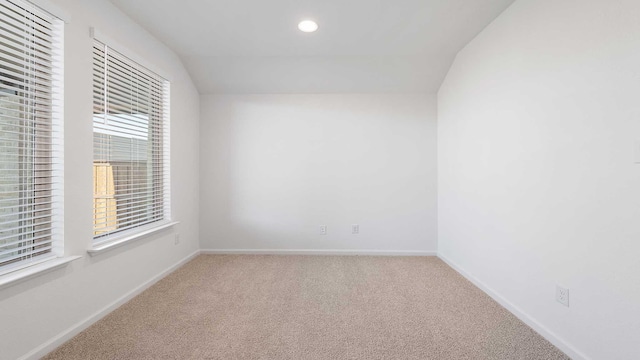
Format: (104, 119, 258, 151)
(635, 140, 640, 163)
(351, 224, 359, 234)
(556, 285, 569, 307)
(319, 225, 327, 235)
(174, 234, 180, 245)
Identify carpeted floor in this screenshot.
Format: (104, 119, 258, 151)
(44, 255, 569, 359)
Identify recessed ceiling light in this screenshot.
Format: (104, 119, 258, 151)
(298, 20, 318, 33)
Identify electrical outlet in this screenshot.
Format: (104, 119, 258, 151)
(556, 285, 569, 307)
(319, 225, 327, 235)
(635, 140, 640, 163)
(351, 224, 359, 234)
(174, 234, 180, 245)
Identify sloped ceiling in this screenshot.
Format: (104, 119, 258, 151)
(110, 0, 515, 94)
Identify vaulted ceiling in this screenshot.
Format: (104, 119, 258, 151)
(110, 0, 515, 94)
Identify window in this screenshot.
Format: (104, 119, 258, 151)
(92, 39, 170, 243)
(0, 0, 64, 272)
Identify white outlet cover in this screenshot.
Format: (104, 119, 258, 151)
(635, 140, 640, 163)
(556, 285, 569, 307)
(319, 225, 327, 235)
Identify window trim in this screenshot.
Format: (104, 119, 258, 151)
(87, 221, 179, 256)
(0, 255, 81, 290)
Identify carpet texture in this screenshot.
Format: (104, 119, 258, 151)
(44, 255, 569, 359)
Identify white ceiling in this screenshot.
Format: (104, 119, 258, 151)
(110, 0, 515, 94)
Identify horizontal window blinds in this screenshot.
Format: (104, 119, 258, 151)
(92, 39, 170, 241)
(0, 0, 64, 272)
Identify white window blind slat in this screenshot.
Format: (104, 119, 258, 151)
(0, 245, 54, 261)
(0, 27, 55, 55)
(0, 78, 55, 98)
(1, 235, 54, 250)
(0, 22, 52, 46)
(92, 39, 170, 240)
(0, 72, 52, 89)
(0, 29, 54, 54)
(0, 42, 55, 66)
(0, 133, 61, 145)
(0, 221, 54, 236)
(0, 125, 58, 136)
(0, 94, 54, 110)
(0, 0, 55, 23)
(0, 194, 53, 205)
(94, 209, 164, 226)
(0, 7, 53, 34)
(0, 51, 53, 71)
(94, 199, 167, 214)
(0, 0, 64, 272)
(93, 219, 162, 238)
(0, 142, 60, 150)
(0, 206, 56, 218)
(0, 245, 53, 263)
(95, 113, 155, 127)
(106, 52, 163, 82)
(0, 244, 54, 261)
(104, 65, 164, 87)
(0, 106, 56, 119)
(0, 5, 55, 37)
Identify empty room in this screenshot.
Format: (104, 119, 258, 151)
(0, 0, 638, 359)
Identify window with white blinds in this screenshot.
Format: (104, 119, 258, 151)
(92, 39, 170, 242)
(0, 0, 64, 272)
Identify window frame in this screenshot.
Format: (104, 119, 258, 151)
(89, 30, 174, 252)
(0, 0, 66, 276)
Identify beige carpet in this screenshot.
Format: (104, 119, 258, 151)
(44, 255, 569, 359)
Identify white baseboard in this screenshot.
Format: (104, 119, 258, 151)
(201, 249, 437, 256)
(437, 253, 588, 360)
(20, 250, 201, 360)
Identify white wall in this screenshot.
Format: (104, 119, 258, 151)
(0, 0, 200, 359)
(200, 94, 437, 254)
(438, 0, 640, 359)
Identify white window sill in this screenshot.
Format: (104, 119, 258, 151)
(88, 221, 179, 256)
(0, 256, 81, 290)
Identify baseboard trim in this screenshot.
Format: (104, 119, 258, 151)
(20, 250, 201, 360)
(201, 249, 437, 256)
(437, 253, 589, 360)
